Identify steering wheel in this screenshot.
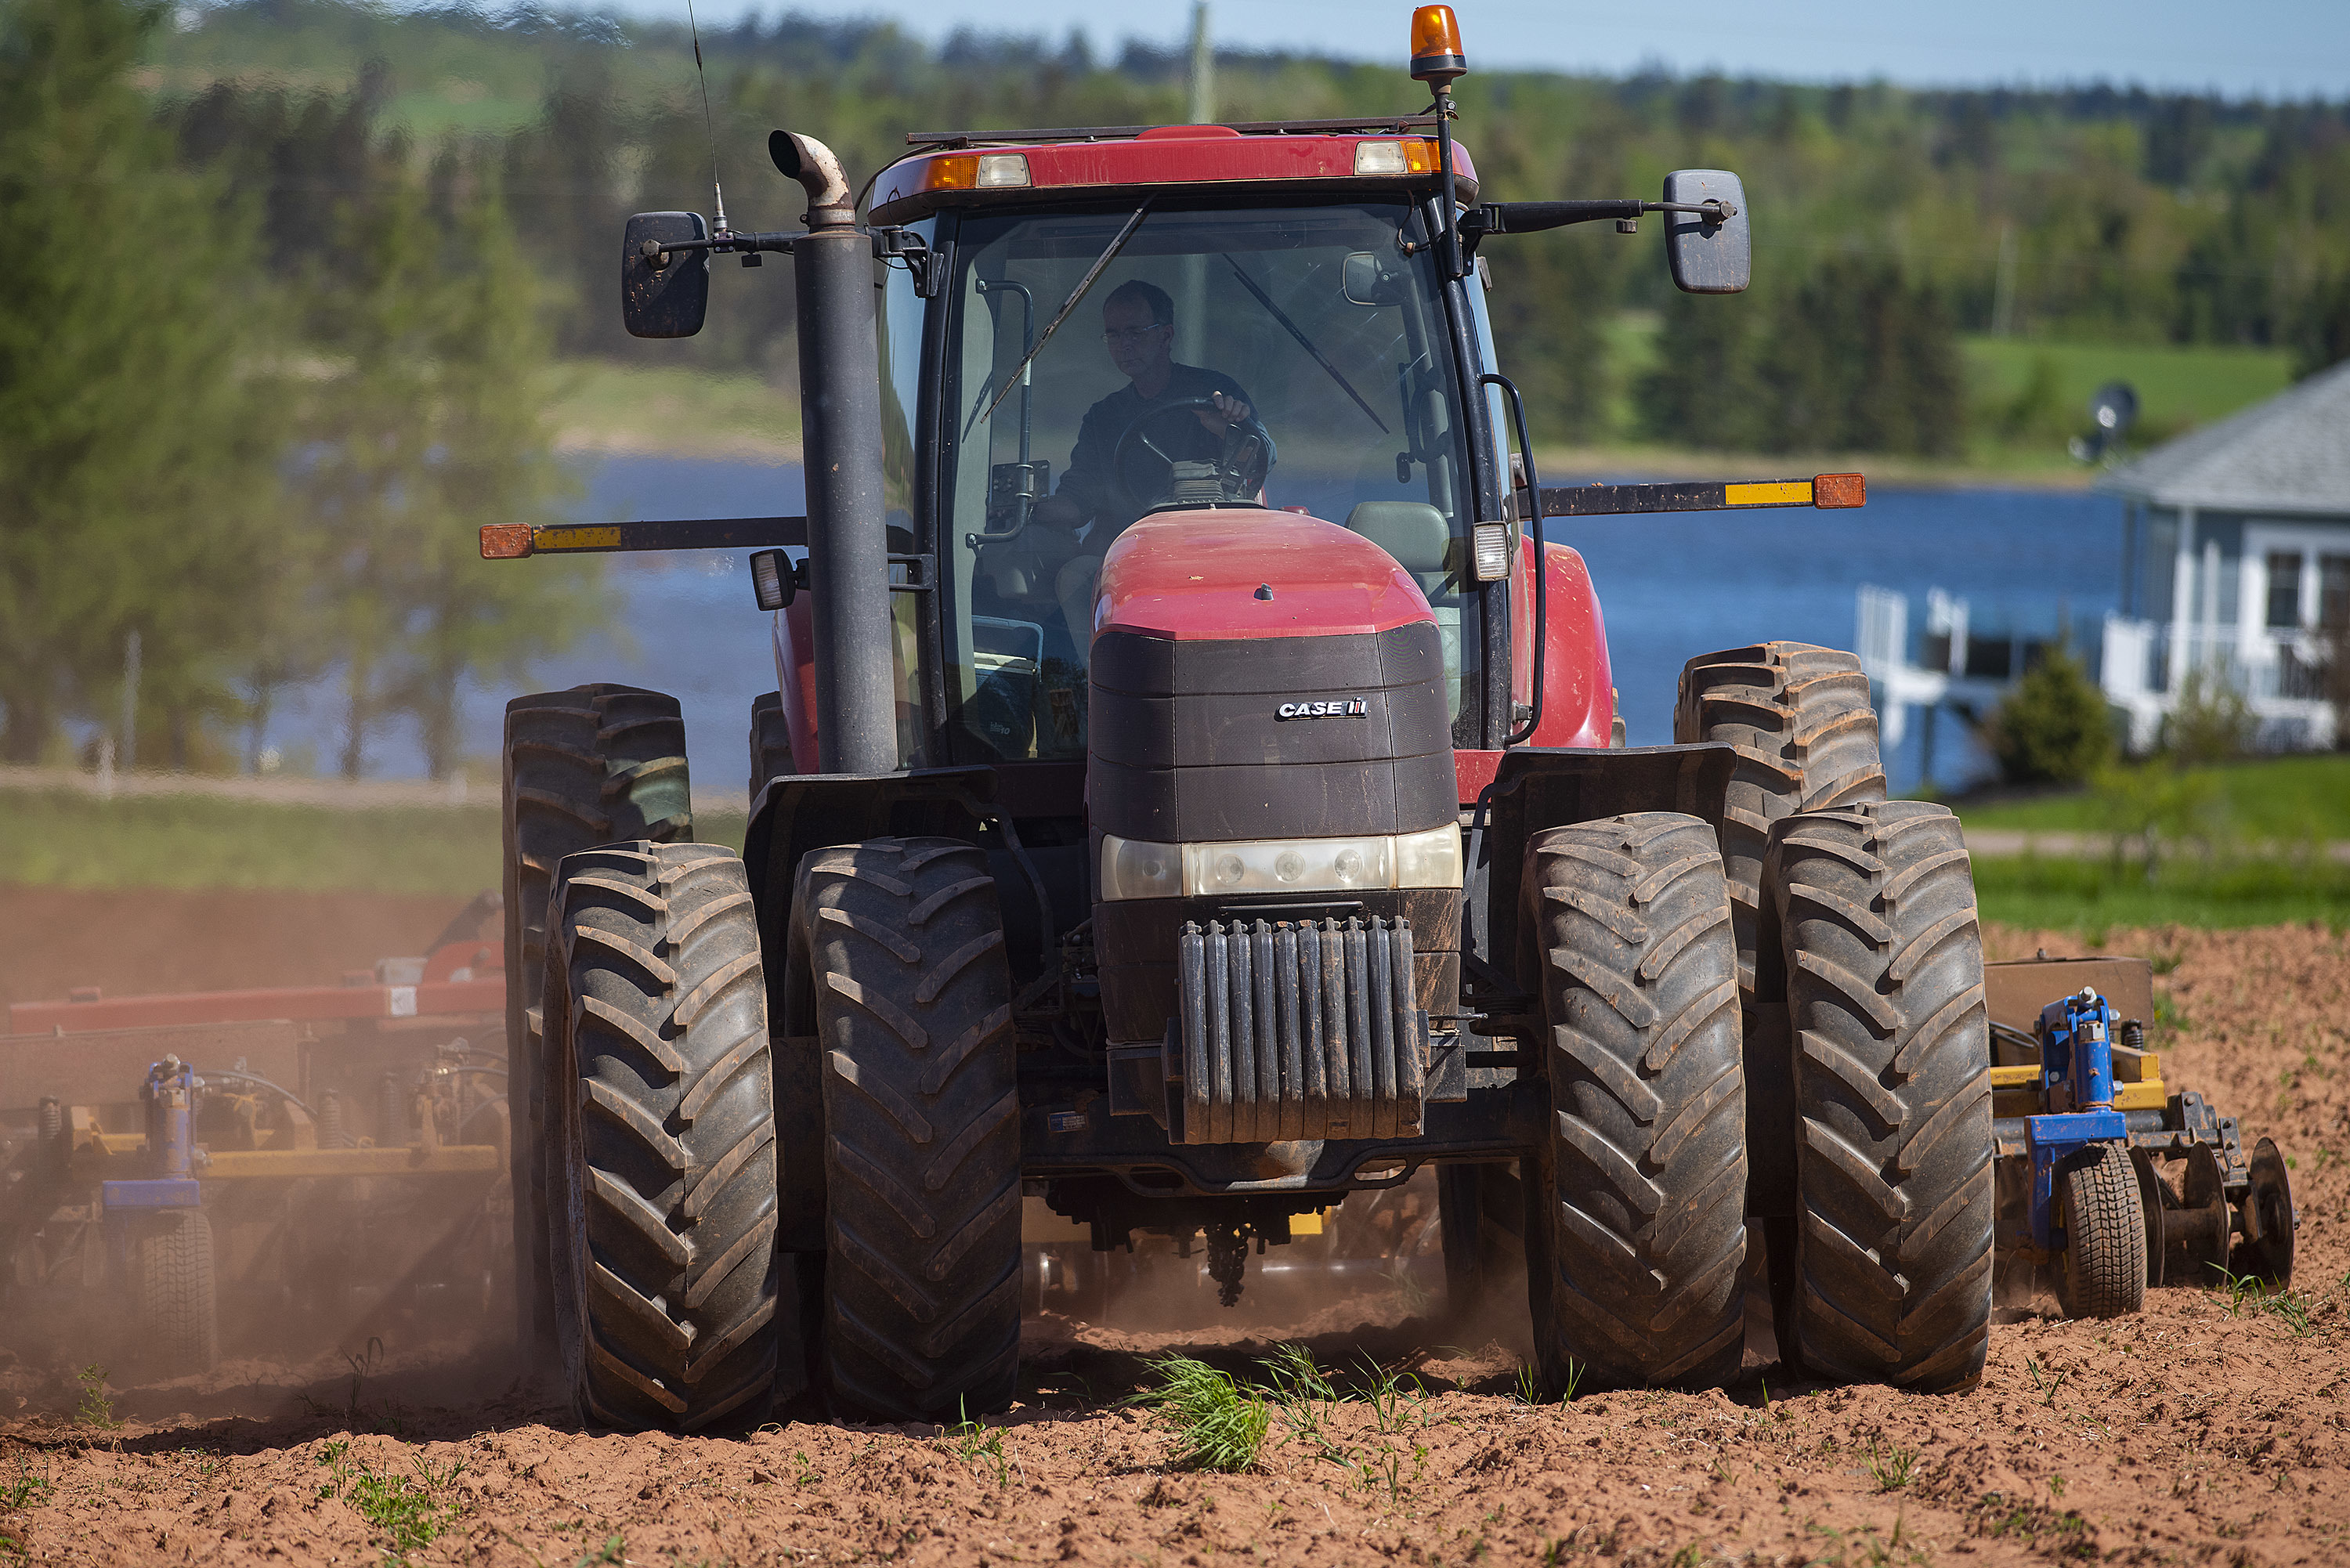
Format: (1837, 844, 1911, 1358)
(1110, 396, 1274, 515)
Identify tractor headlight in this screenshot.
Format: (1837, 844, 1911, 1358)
(1101, 835, 1183, 901)
(1098, 825, 1462, 900)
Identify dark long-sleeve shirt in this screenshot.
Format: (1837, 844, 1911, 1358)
(1056, 363, 1259, 536)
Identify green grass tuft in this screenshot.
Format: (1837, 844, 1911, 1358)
(1136, 1356, 1271, 1473)
(316, 1440, 466, 1563)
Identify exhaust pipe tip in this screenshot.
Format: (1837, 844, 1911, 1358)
(769, 130, 855, 228)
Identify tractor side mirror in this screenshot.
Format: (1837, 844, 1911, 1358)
(621, 211, 711, 339)
(1661, 171, 1751, 294)
(1343, 251, 1406, 305)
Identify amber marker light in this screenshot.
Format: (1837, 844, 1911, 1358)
(1813, 472, 1867, 508)
(479, 523, 533, 559)
(1409, 5, 1466, 85)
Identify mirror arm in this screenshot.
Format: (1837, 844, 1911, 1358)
(636, 229, 801, 267)
(1462, 197, 1740, 254)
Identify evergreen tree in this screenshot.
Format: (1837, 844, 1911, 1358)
(0, 0, 286, 763)
(299, 154, 601, 779)
(1635, 291, 1762, 450)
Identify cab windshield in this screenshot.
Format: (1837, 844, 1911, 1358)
(931, 197, 1480, 764)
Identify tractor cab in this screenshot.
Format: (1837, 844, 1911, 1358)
(869, 137, 1505, 764)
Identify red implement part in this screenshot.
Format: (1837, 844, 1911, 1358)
(8, 942, 503, 1036)
(1094, 510, 1436, 641)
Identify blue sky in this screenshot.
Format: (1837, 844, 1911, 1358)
(622, 0, 2350, 99)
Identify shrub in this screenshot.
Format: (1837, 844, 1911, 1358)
(2161, 667, 2256, 765)
(1983, 648, 2114, 786)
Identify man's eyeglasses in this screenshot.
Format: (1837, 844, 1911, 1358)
(1102, 323, 1171, 345)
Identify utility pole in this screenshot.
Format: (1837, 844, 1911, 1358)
(121, 629, 140, 773)
(1179, 2, 1214, 364)
(1187, 1, 1214, 124)
(1990, 222, 2017, 338)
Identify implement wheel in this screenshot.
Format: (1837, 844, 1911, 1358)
(2231, 1136, 2296, 1288)
(2056, 1143, 2147, 1320)
(795, 837, 1021, 1422)
(502, 685, 693, 1366)
(1766, 800, 1994, 1392)
(134, 1209, 219, 1378)
(542, 841, 779, 1432)
(1520, 812, 1748, 1392)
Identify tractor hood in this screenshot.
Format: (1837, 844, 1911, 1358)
(1090, 509, 1437, 643)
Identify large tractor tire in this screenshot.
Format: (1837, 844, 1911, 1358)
(1673, 643, 1885, 999)
(1520, 812, 1749, 1392)
(541, 840, 779, 1432)
(134, 1209, 219, 1378)
(2055, 1143, 2147, 1320)
(502, 685, 693, 1366)
(794, 837, 1021, 1422)
(1766, 800, 1994, 1392)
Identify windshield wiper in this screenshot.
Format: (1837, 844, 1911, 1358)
(1219, 255, 1390, 435)
(978, 199, 1155, 426)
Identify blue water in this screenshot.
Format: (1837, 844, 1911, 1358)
(268, 457, 2120, 799)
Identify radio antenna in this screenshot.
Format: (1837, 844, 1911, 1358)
(685, 0, 727, 233)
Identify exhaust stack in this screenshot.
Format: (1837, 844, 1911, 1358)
(775, 131, 896, 775)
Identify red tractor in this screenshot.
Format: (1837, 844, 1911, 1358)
(486, 5, 1992, 1431)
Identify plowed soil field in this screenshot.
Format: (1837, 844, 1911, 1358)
(3, 901, 2347, 1567)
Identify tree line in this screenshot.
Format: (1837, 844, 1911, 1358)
(0, 0, 595, 775)
(10, 0, 2350, 774)
(160, 0, 2348, 454)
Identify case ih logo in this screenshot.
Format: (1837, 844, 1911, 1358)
(1276, 699, 1370, 720)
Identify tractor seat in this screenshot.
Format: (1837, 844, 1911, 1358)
(1343, 500, 1455, 598)
(1344, 500, 1462, 720)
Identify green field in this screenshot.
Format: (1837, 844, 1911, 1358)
(6, 779, 2344, 933)
(551, 362, 801, 461)
(1565, 316, 2294, 484)
(1970, 853, 2350, 935)
(1951, 755, 2350, 844)
(0, 789, 746, 896)
(1961, 336, 2294, 444)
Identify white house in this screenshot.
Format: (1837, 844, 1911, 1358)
(2100, 358, 2350, 752)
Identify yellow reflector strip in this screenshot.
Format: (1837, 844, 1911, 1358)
(1724, 480, 1813, 508)
(533, 526, 623, 551)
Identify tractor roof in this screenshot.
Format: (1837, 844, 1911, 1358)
(868, 118, 1479, 226)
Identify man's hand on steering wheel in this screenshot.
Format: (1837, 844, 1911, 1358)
(1195, 390, 1252, 436)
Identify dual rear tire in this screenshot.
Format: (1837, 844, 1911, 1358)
(1538, 644, 1994, 1393)
(511, 688, 1021, 1428)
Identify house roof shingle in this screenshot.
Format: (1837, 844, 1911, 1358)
(2102, 358, 2350, 516)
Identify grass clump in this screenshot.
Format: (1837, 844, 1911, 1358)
(316, 1440, 466, 1563)
(73, 1367, 118, 1433)
(1867, 1440, 1919, 1491)
(1136, 1355, 1271, 1473)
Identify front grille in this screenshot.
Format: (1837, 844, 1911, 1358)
(1173, 916, 1426, 1144)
